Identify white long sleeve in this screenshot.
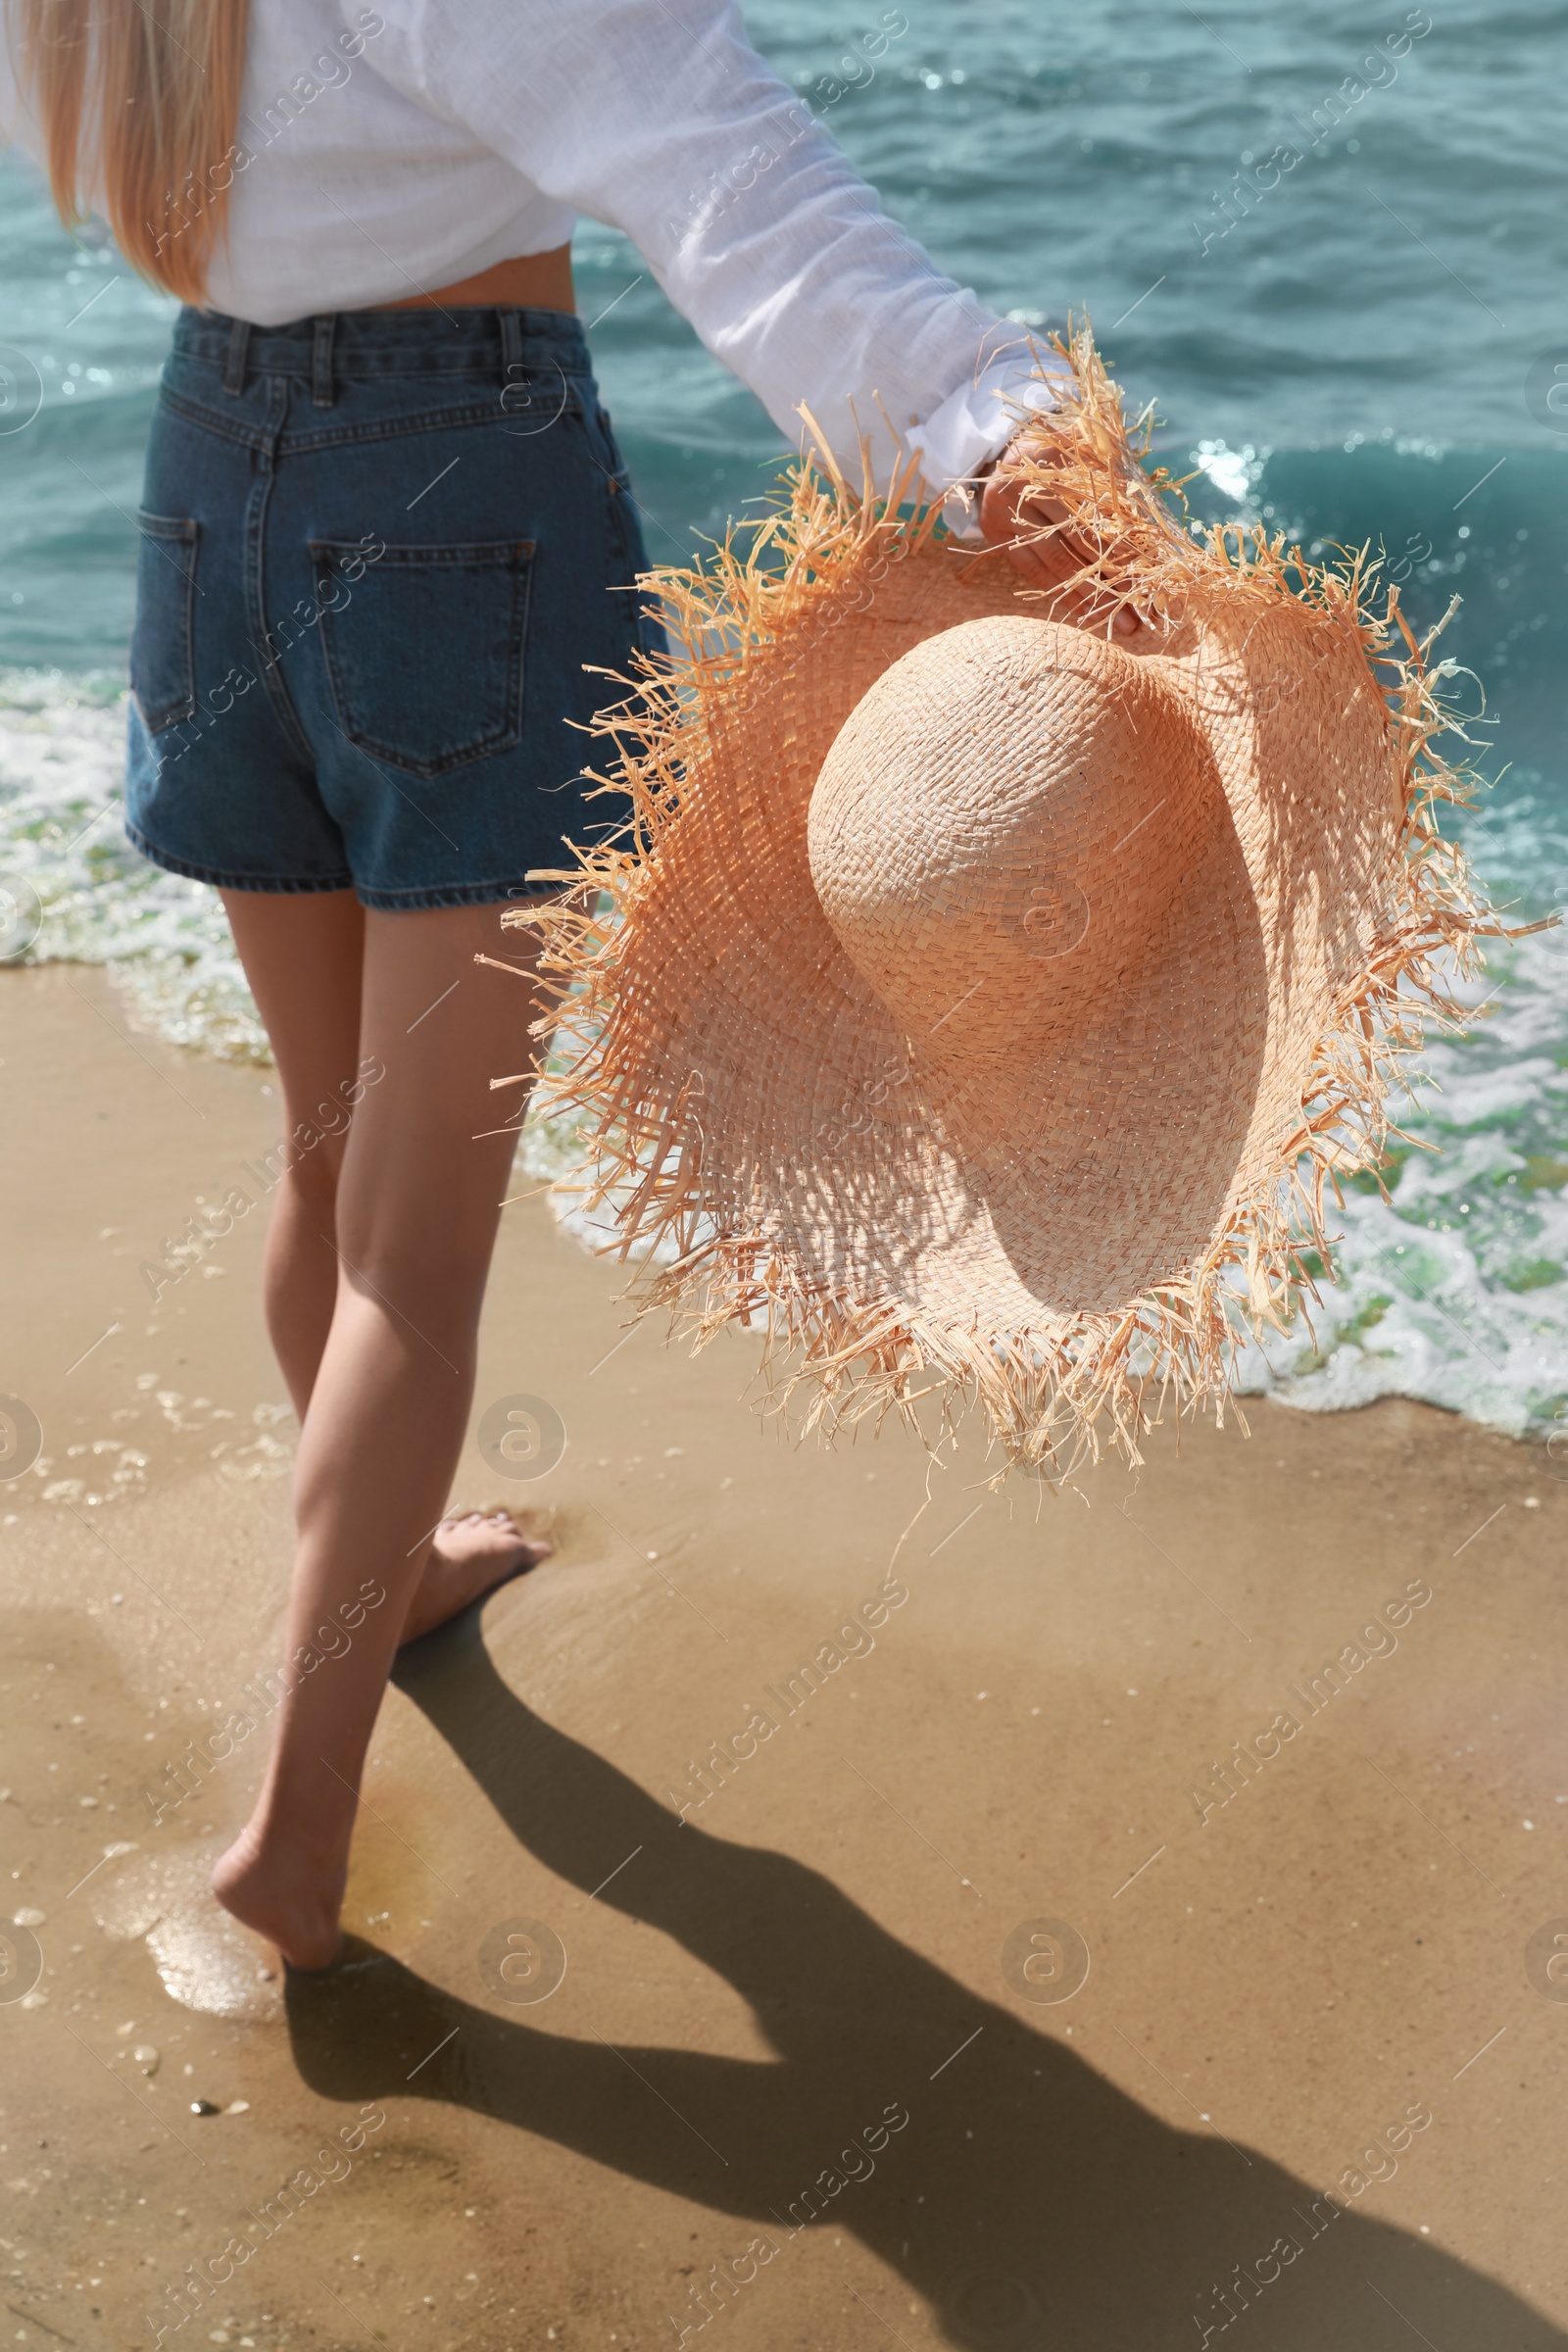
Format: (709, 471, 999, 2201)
(0, 0, 1068, 494)
(373, 0, 1065, 492)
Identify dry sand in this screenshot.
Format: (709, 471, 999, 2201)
(1, 961, 1566, 2351)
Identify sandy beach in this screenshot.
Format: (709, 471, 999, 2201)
(2, 959, 1566, 2351)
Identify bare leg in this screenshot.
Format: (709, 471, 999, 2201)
(220, 888, 547, 1626)
(221, 890, 364, 1418)
(213, 895, 550, 1966)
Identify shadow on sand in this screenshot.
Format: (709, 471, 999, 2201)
(285, 1624, 1561, 2350)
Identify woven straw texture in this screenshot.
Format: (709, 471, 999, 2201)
(512, 331, 1493, 1477)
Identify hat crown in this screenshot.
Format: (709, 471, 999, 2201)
(807, 617, 1203, 1059)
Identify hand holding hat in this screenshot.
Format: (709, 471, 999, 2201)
(979, 434, 1147, 637)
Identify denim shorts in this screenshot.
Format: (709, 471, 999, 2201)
(124, 305, 661, 907)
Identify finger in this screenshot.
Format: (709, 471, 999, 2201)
(1009, 553, 1147, 638)
(1009, 506, 1109, 575)
(1008, 543, 1102, 604)
(992, 500, 1151, 634)
(1004, 547, 1097, 603)
(1002, 542, 1058, 586)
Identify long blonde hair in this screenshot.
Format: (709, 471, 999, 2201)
(8, 0, 248, 302)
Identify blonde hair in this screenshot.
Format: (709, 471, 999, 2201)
(8, 0, 248, 302)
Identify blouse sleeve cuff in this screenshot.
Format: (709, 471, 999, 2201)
(905, 339, 1075, 541)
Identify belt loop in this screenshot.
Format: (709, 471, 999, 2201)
(499, 307, 525, 406)
(312, 313, 336, 409)
(222, 316, 251, 397)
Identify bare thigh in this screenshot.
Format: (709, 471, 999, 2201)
(333, 902, 542, 1323)
(220, 888, 366, 1189)
(221, 890, 542, 1279)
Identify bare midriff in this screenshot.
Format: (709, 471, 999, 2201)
(372, 246, 576, 315)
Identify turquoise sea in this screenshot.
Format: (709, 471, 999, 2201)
(2, 0, 1565, 1438)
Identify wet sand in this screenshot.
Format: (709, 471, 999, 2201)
(2, 960, 1566, 2351)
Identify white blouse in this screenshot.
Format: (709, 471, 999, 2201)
(1, 0, 1064, 497)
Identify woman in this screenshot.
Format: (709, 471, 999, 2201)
(3, 0, 1130, 1969)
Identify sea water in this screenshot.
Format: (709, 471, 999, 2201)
(1, 0, 1564, 1439)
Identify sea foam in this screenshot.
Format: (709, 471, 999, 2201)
(5, 669, 1564, 1444)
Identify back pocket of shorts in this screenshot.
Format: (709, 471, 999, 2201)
(130, 512, 199, 734)
(313, 538, 534, 780)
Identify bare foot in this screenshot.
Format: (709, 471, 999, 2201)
(211, 1514, 549, 1968)
(399, 1509, 552, 1645)
(212, 1818, 347, 1974)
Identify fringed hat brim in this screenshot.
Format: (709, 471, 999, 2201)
(511, 328, 1497, 1480)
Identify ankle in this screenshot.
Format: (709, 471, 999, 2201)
(240, 1782, 358, 1870)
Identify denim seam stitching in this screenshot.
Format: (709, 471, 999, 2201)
(158, 382, 588, 457)
(130, 514, 201, 732)
(355, 880, 559, 908)
(278, 397, 586, 458)
(243, 380, 317, 768)
(308, 537, 537, 565)
(124, 822, 353, 895)
(157, 382, 269, 453)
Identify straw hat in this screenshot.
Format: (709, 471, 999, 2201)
(514, 332, 1492, 1477)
